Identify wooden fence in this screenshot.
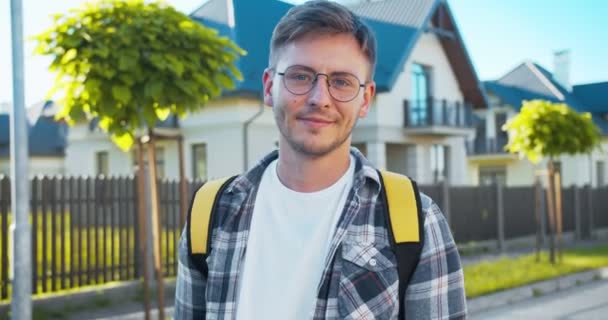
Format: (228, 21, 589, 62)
(0, 175, 199, 300)
(418, 183, 608, 244)
(1, 175, 607, 300)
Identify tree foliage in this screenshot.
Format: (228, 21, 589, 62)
(33, 0, 245, 150)
(502, 99, 602, 163)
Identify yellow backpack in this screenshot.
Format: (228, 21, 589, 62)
(187, 170, 424, 319)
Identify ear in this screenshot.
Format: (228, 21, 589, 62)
(358, 81, 376, 118)
(262, 68, 274, 106)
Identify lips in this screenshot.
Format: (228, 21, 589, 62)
(298, 116, 334, 128)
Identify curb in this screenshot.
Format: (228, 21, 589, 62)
(0, 280, 176, 319)
(467, 266, 608, 315)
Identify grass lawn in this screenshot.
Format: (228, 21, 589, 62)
(464, 245, 608, 298)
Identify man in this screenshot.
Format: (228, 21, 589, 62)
(174, 1, 466, 319)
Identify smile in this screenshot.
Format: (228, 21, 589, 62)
(298, 117, 334, 129)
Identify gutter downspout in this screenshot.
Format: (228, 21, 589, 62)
(243, 95, 265, 171)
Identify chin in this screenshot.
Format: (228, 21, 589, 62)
(289, 139, 348, 158)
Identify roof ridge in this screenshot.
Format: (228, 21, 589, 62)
(524, 62, 565, 101)
(190, 0, 234, 26)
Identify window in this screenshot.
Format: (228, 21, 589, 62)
(430, 144, 449, 183)
(410, 63, 432, 125)
(95, 151, 109, 176)
(192, 143, 208, 181)
(479, 166, 506, 186)
(132, 146, 165, 178)
(597, 161, 605, 187)
(494, 112, 508, 151)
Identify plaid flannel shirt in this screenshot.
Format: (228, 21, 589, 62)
(174, 149, 467, 319)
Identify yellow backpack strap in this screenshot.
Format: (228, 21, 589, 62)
(187, 175, 237, 274)
(379, 170, 421, 243)
(378, 170, 424, 320)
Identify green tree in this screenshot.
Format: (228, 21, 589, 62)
(33, 0, 245, 151)
(503, 99, 601, 263)
(32, 1, 245, 317)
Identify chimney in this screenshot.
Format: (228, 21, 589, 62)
(553, 49, 571, 91)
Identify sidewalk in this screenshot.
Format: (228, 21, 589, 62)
(17, 237, 608, 319)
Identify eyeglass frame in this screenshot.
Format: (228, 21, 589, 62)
(274, 65, 369, 102)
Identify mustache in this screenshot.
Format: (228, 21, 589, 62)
(295, 111, 337, 121)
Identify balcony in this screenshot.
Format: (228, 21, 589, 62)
(467, 136, 518, 162)
(403, 98, 475, 136)
(469, 136, 509, 155)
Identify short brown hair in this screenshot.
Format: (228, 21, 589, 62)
(269, 0, 377, 79)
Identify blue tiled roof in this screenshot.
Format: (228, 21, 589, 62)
(0, 102, 68, 158)
(28, 116, 68, 157)
(485, 79, 608, 135)
(573, 82, 608, 113)
(189, 0, 481, 105)
(191, 0, 293, 97)
(0, 115, 9, 148)
(484, 81, 557, 111)
(366, 20, 418, 92)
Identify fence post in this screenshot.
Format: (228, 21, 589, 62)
(574, 185, 581, 241)
(496, 182, 505, 253)
(441, 179, 451, 227)
(587, 185, 594, 239)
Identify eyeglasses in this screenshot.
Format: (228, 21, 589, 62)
(277, 65, 366, 102)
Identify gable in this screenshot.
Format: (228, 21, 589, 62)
(497, 62, 562, 99)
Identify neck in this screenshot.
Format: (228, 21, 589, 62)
(276, 145, 352, 193)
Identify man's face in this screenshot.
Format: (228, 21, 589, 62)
(263, 33, 376, 158)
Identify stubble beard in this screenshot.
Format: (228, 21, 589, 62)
(276, 114, 357, 158)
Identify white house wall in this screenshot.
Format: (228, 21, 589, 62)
(181, 99, 278, 178)
(468, 141, 608, 187)
(470, 104, 608, 187)
(355, 31, 470, 184)
(0, 157, 64, 176)
(446, 136, 468, 185)
(374, 32, 465, 128)
(64, 98, 283, 180)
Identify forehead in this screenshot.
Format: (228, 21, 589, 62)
(274, 33, 371, 77)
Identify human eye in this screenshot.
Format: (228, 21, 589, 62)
(330, 75, 356, 88)
(286, 69, 313, 82)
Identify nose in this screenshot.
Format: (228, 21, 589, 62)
(308, 74, 332, 107)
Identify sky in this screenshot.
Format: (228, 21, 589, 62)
(1, 0, 607, 108)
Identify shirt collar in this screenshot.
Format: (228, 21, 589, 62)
(226, 147, 381, 194)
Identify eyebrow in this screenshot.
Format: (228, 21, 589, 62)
(289, 65, 364, 80)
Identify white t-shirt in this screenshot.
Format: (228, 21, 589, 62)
(235, 157, 355, 320)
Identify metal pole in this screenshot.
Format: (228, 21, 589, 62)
(136, 141, 151, 320)
(10, 0, 32, 318)
(147, 131, 165, 320)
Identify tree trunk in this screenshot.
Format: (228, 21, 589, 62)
(546, 159, 557, 264)
(534, 175, 542, 262)
(555, 171, 563, 263)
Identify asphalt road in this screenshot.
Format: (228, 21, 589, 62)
(473, 279, 608, 320)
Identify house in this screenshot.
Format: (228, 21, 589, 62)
(64, 0, 488, 184)
(468, 52, 608, 187)
(0, 100, 68, 176)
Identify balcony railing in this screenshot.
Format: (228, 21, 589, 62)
(404, 98, 474, 128)
(468, 136, 509, 155)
